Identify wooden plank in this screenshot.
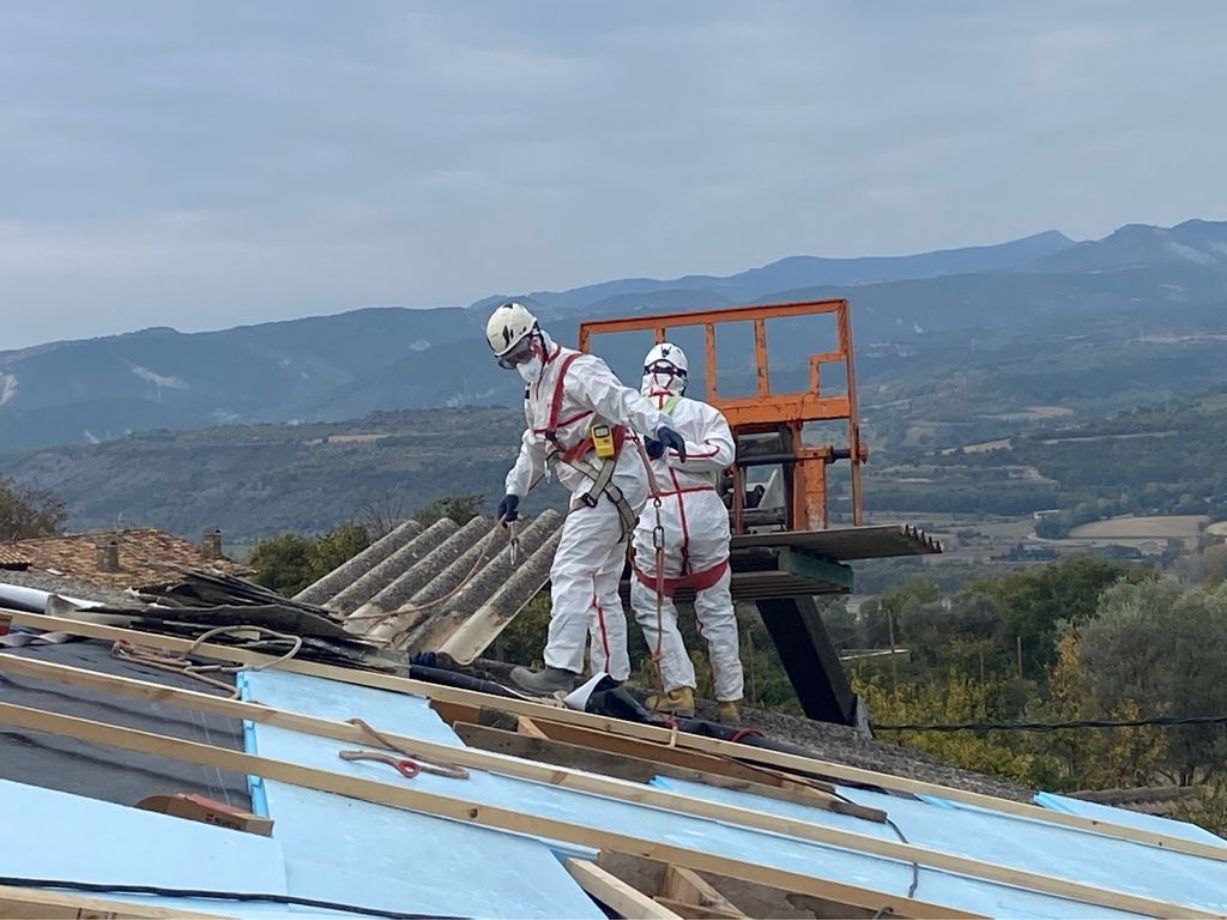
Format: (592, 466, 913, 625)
(0, 885, 223, 919)
(522, 720, 890, 819)
(659, 865, 747, 916)
(517, 716, 550, 739)
(654, 896, 744, 920)
(456, 721, 658, 783)
(0, 652, 886, 859)
(597, 853, 877, 920)
(0, 699, 982, 920)
(565, 859, 682, 919)
(455, 721, 885, 823)
(6, 610, 1226, 864)
(527, 719, 820, 787)
(0, 678, 1210, 920)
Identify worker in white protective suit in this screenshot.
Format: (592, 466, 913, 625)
(629, 342, 745, 723)
(486, 301, 688, 696)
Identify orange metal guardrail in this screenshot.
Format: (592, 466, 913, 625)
(580, 298, 867, 532)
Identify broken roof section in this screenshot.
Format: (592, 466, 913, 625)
(293, 512, 565, 665)
(3, 528, 251, 590)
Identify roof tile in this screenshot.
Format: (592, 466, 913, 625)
(5, 528, 251, 589)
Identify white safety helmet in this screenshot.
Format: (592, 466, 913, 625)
(486, 301, 540, 367)
(642, 341, 688, 396)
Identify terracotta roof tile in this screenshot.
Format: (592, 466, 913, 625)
(6, 528, 251, 589)
(0, 545, 33, 569)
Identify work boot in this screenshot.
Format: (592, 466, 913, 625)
(717, 700, 742, 725)
(510, 665, 578, 696)
(645, 686, 696, 717)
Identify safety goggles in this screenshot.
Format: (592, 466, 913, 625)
(646, 361, 685, 379)
(497, 335, 537, 369)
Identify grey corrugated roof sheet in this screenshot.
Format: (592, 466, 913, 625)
(297, 511, 565, 666)
(729, 524, 944, 558)
(299, 513, 940, 666)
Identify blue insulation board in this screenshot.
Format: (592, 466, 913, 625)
(238, 670, 604, 920)
(241, 671, 1164, 919)
(1035, 790, 1227, 847)
(652, 776, 1227, 915)
(0, 777, 353, 916)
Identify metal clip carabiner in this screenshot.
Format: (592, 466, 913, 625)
(507, 520, 521, 567)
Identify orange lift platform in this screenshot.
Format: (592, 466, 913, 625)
(580, 298, 941, 724)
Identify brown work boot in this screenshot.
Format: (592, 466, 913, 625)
(646, 686, 696, 717)
(717, 700, 742, 725)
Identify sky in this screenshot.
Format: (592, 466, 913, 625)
(2, 0, 1226, 349)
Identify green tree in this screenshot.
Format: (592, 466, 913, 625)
(1038, 629, 1166, 790)
(249, 522, 372, 597)
(857, 671, 1036, 784)
(1075, 579, 1227, 785)
(414, 494, 485, 527)
(896, 589, 1003, 677)
(249, 533, 316, 596)
(495, 593, 551, 666)
(311, 523, 370, 574)
(0, 477, 67, 541)
(818, 599, 858, 651)
(857, 597, 891, 649)
(983, 557, 1146, 679)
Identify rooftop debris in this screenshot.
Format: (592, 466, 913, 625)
(1, 504, 1219, 918)
(0, 609, 1223, 919)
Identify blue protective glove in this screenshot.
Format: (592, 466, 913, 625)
(497, 494, 520, 524)
(654, 426, 687, 462)
(645, 438, 665, 460)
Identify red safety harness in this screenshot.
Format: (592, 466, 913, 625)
(534, 351, 638, 537)
(540, 352, 628, 461)
(632, 389, 729, 598)
(632, 556, 729, 598)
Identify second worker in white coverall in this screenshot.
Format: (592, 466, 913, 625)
(629, 342, 745, 723)
(486, 301, 687, 696)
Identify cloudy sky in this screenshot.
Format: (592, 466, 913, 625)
(2, 1, 1225, 348)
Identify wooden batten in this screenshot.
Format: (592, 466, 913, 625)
(565, 859, 683, 919)
(0, 653, 1215, 919)
(659, 864, 748, 918)
(454, 721, 885, 823)
(4, 610, 1227, 866)
(0, 699, 983, 919)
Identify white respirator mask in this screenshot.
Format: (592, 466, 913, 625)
(517, 354, 544, 385)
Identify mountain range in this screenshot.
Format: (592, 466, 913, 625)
(3, 219, 1227, 451)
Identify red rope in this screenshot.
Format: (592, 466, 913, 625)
(729, 728, 765, 743)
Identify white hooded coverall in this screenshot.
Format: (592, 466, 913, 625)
(630, 384, 745, 703)
(506, 344, 671, 681)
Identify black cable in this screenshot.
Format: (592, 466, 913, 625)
(874, 714, 1227, 733)
(0, 876, 467, 920)
(830, 790, 919, 899)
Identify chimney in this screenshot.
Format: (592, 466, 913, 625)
(201, 529, 223, 561)
(97, 538, 120, 573)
